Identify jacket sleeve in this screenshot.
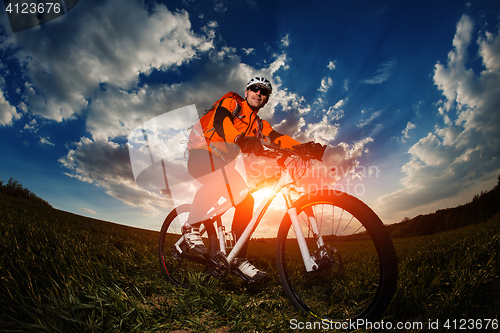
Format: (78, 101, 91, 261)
(261, 120, 301, 149)
(212, 98, 242, 143)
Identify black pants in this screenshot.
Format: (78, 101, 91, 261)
(187, 149, 254, 258)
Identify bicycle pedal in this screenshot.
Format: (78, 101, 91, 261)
(232, 267, 268, 284)
(231, 268, 254, 283)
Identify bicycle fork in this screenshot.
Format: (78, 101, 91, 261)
(286, 207, 319, 272)
(283, 189, 324, 272)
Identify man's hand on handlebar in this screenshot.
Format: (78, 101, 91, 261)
(292, 141, 327, 161)
(235, 135, 265, 155)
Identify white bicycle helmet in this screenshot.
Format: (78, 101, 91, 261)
(246, 76, 272, 94)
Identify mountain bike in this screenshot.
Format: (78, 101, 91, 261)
(158, 142, 398, 322)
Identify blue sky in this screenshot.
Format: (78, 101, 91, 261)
(1, 0, 499, 235)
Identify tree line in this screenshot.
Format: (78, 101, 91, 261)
(388, 175, 500, 238)
(0, 177, 52, 207)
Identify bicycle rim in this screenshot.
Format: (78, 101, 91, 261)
(158, 204, 217, 287)
(276, 190, 397, 322)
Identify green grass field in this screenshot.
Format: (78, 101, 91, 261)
(1, 193, 498, 332)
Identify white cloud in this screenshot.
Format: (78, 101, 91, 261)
(407, 133, 446, 167)
(362, 58, 397, 85)
(343, 79, 349, 92)
(23, 119, 36, 132)
(320, 137, 374, 181)
(433, 15, 475, 111)
(376, 14, 500, 221)
(318, 76, 333, 93)
(479, 30, 500, 72)
(401, 121, 416, 142)
(242, 47, 255, 55)
(327, 60, 336, 70)
(262, 87, 307, 135)
(0, 88, 20, 126)
(332, 98, 345, 110)
(281, 34, 290, 48)
(81, 208, 97, 215)
(40, 136, 55, 146)
(9, 0, 214, 122)
(268, 52, 289, 75)
(303, 115, 339, 145)
(356, 109, 382, 128)
(326, 99, 345, 121)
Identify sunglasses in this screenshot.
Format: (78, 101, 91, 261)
(248, 85, 270, 96)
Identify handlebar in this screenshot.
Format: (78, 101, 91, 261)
(260, 141, 327, 164)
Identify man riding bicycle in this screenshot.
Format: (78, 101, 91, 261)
(183, 76, 319, 281)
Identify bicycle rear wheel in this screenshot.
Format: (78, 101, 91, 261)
(158, 204, 218, 287)
(276, 190, 397, 323)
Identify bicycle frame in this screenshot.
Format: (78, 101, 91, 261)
(174, 153, 323, 272)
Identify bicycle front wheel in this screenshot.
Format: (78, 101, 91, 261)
(158, 204, 218, 287)
(276, 190, 397, 323)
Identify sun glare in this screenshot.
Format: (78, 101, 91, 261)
(252, 187, 275, 206)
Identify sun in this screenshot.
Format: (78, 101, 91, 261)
(251, 187, 276, 206)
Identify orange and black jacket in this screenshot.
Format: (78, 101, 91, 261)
(188, 96, 300, 154)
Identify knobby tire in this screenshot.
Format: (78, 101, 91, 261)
(276, 190, 397, 323)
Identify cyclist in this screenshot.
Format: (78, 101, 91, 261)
(182, 76, 304, 281)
